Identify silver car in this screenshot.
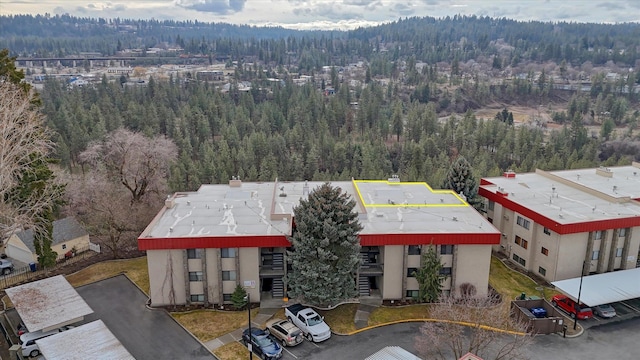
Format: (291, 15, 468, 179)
(265, 318, 303, 347)
(593, 304, 616, 318)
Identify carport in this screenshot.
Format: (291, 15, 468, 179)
(551, 267, 640, 306)
(5, 275, 93, 332)
(36, 320, 134, 360)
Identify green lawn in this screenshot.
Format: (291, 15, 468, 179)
(489, 255, 554, 300)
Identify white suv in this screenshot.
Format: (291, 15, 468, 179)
(20, 325, 75, 358)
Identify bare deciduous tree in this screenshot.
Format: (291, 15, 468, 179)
(64, 172, 159, 258)
(0, 82, 57, 233)
(415, 294, 533, 360)
(66, 128, 177, 258)
(79, 128, 177, 204)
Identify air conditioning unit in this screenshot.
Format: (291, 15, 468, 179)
(503, 215, 509, 221)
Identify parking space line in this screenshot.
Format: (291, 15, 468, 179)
(283, 347, 298, 359)
(620, 302, 640, 312)
(309, 340, 321, 348)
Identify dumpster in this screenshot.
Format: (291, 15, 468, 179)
(29, 262, 37, 272)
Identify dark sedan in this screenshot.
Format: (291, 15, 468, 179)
(242, 328, 283, 359)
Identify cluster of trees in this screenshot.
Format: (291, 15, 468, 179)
(39, 74, 637, 203)
(0, 50, 63, 266)
(5, 15, 640, 73)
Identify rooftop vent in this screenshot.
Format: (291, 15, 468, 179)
(503, 170, 516, 178)
(229, 176, 242, 187)
(388, 174, 400, 182)
(596, 166, 613, 178)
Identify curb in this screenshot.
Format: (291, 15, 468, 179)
(333, 318, 528, 336)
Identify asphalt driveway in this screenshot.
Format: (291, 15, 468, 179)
(76, 275, 214, 360)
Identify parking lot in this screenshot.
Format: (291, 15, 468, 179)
(556, 298, 640, 330)
(76, 275, 215, 360)
(246, 316, 640, 360)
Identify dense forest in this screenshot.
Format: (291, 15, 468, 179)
(3, 14, 640, 68)
(38, 74, 633, 194)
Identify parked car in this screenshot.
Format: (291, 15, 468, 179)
(551, 294, 593, 319)
(285, 304, 331, 343)
(242, 328, 283, 359)
(593, 304, 616, 318)
(265, 318, 303, 347)
(20, 325, 75, 358)
(530, 307, 547, 318)
(0, 259, 14, 275)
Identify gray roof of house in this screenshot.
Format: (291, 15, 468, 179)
(15, 217, 88, 253)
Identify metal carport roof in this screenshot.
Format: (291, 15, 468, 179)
(551, 267, 640, 306)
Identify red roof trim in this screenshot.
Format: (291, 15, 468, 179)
(479, 186, 640, 235)
(138, 235, 291, 250)
(139, 232, 500, 250)
(360, 233, 500, 246)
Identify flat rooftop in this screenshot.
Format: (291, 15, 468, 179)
(481, 168, 640, 224)
(5, 275, 93, 332)
(36, 320, 134, 360)
(140, 179, 498, 239)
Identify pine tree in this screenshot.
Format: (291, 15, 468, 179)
(414, 246, 445, 302)
(287, 183, 363, 306)
(231, 284, 248, 310)
(442, 155, 480, 209)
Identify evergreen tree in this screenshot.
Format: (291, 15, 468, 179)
(231, 284, 248, 310)
(442, 155, 480, 209)
(413, 245, 445, 302)
(287, 183, 363, 306)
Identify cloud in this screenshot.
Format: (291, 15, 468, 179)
(392, 2, 415, 16)
(176, 0, 246, 14)
(596, 2, 625, 11)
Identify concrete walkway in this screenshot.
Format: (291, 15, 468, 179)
(354, 297, 382, 329)
(204, 307, 280, 351)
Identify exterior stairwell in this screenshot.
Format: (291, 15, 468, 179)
(358, 276, 370, 297)
(272, 278, 284, 298)
(272, 253, 284, 270)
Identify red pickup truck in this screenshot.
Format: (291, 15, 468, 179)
(551, 294, 593, 319)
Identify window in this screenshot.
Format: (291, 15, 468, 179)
(594, 231, 603, 240)
(189, 271, 204, 281)
(62, 244, 67, 250)
(222, 271, 236, 281)
(616, 248, 623, 257)
(544, 227, 551, 235)
(538, 267, 546, 276)
(406, 290, 419, 298)
(512, 254, 526, 266)
(541, 247, 549, 256)
(190, 294, 205, 302)
(515, 236, 528, 249)
(407, 268, 417, 277)
(488, 217, 493, 224)
(408, 245, 421, 255)
(488, 201, 495, 211)
(439, 267, 452, 276)
(440, 245, 454, 255)
(591, 250, 599, 260)
(516, 216, 530, 230)
(187, 249, 202, 259)
(223, 294, 232, 302)
(619, 228, 628, 237)
(221, 248, 236, 258)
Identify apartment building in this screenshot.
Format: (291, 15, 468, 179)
(138, 178, 499, 306)
(479, 164, 640, 282)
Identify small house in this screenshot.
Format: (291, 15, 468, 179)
(5, 217, 89, 264)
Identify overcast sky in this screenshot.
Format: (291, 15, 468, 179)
(1, 0, 639, 30)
